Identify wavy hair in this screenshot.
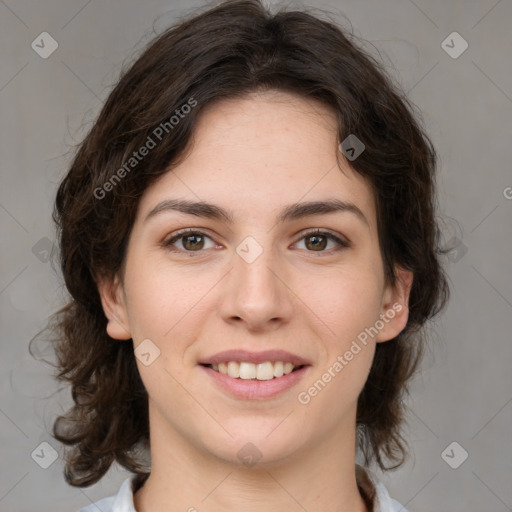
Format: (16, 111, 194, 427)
(34, 0, 450, 487)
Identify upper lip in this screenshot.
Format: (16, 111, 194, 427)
(198, 349, 311, 367)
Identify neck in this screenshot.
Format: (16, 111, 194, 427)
(134, 406, 369, 512)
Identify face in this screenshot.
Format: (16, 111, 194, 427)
(98, 90, 412, 468)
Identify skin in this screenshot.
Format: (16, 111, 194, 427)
(97, 90, 413, 512)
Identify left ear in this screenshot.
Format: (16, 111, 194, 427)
(375, 266, 414, 343)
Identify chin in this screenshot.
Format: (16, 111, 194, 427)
(200, 428, 304, 469)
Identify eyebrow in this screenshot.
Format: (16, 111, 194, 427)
(144, 198, 369, 227)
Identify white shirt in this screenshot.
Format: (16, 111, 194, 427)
(79, 465, 408, 512)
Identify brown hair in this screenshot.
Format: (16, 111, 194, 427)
(36, 0, 449, 487)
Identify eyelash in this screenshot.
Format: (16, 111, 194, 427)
(161, 228, 350, 255)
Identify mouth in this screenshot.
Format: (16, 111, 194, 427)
(198, 349, 311, 398)
(200, 361, 306, 381)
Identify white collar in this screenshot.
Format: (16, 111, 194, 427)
(81, 465, 408, 512)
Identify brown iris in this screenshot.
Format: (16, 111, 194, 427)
(305, 233, 328, 251)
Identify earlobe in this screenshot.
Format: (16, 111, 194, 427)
(375, 267, 414, 343)
(96, 273, 132, 340)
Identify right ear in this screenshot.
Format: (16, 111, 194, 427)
(96, 273, 132, 340)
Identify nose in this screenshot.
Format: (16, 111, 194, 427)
(218, 240, 295, 332)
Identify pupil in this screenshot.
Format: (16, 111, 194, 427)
(185, 234, 203, 250)
(308, 235, 326, 251)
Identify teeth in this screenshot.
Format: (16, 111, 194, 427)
(239, 362, 256, 379)
(283, 362, 294, 374)
(255, 362, 274, 380)
(273, 361, 284, 377)
(227, 361, 239, 378)
(212, 361, 299, 380)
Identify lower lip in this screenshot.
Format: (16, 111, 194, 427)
(200, 365, 310, 400)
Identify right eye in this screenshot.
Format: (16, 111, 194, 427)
(162, 229, 218, 253)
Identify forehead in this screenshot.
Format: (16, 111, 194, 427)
(136, 91, 377, 230)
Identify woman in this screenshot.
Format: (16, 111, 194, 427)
(46, 1, 449, 510)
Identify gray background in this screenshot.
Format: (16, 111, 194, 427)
(1, 1, 511, 511)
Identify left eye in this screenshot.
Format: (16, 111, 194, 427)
(162, 229, 349, 253)
(295, 230, 349, 252)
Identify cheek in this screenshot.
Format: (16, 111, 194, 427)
(304, 267, 384, 343)
(298, 272, 381, 399)
(300, 344, 375, 424)
(123, 256, 209, 339)
(298, 276, 379, 413)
